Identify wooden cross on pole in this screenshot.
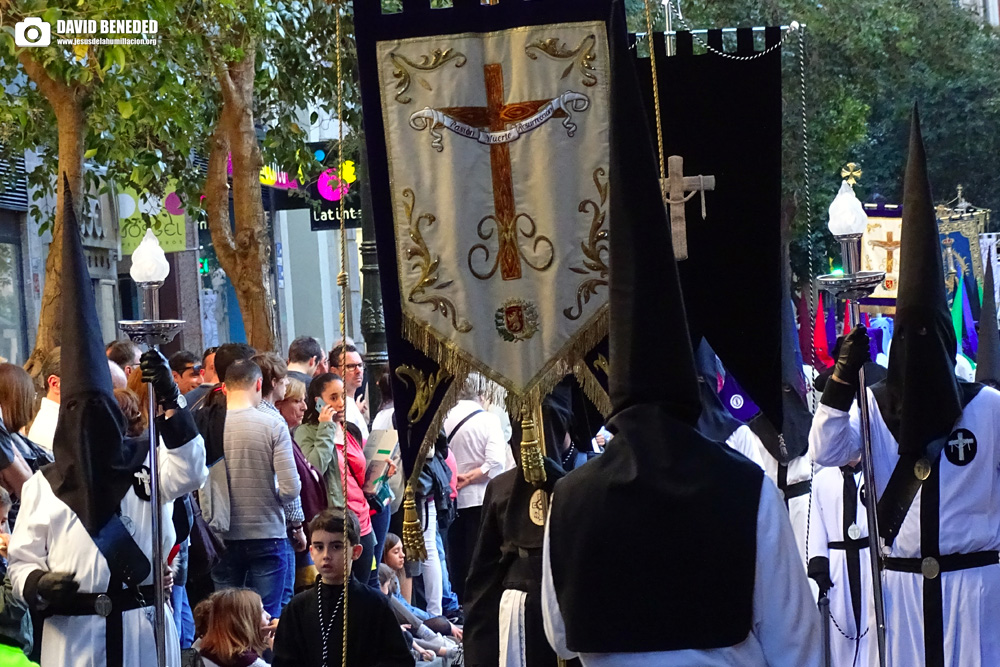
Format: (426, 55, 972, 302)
(660, 155, 716, 261)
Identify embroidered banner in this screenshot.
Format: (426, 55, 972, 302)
(357, 0, 614, 466)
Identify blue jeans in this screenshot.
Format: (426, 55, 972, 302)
(212, 538, 288, 617)
(370, 505, 391, 569)
(171, 540, 195, 648)
(280, 538, 296, 611)
(435, 528, 460, 616)
(353, 531, 379, 589)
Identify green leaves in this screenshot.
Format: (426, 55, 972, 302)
(117, 99, 134, 118)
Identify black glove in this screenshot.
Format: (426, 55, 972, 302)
(37, 572, 79, 605)
(807, 556, 834, 596)
(141, 349, 181, 409)
(832, 325, 870, 388)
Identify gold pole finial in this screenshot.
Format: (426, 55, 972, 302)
(840, 162, 862, 186)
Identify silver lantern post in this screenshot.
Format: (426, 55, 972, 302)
(118, 230, 184, 667)
(818, 181, 888, 667)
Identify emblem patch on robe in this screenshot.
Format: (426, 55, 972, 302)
(376, 22, 611, 397)
(133, 465, 152, 501)
(945, 428, 977, 466)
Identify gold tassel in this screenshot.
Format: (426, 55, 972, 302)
(520, 407, 547, 485)
(401, 487, 427, 562)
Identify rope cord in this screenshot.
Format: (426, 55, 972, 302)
(334, 7, 350, 667)
(640, 0, 665, 181)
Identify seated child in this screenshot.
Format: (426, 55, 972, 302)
(382, 533, 462, 640)
(271, 509, 414, 667)
(378, 565, 462, 663)
(198, 588, 274, 667)
(0, 487, 34, 664)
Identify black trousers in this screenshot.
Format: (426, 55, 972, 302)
(446, 505, 483, 603)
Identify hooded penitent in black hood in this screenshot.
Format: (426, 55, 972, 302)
(871, 109, 963, 456)
(547, 0, 763, 654)
(976, 260, 1000, 387)
(694, 338, 743, 444)
(42, 176, 149, 558)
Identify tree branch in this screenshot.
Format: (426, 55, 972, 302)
(205, 122, 237, 271)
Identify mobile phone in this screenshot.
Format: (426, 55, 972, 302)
(315, 397, 326, 410)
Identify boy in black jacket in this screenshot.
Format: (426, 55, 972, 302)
(271, 509, 413, 667)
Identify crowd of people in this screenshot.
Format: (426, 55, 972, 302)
(0, 332, 598, 666)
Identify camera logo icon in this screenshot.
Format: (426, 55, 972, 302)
(14, 18, 51, 47)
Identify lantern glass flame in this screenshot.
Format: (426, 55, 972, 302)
(828, 180, 869, 236)
(130, 229, 171, 283)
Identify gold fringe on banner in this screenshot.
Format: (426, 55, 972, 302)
(400, 305, 608, 418)
(398, 304, 609, 558)
(398, 373, 465, 561)
(573, 360, 612, 417)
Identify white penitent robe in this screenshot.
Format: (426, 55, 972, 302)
(726, 425, 766, 470)
(756, 442, 813, 569)
(499, 589, 528, 667)
(9, 432, 207, 667)
(807, 467, 876, 667)
(542, 478, 823, 667)
(809, 386, 1000, 667)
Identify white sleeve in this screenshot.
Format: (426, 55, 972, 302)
(157, 433, 208, 503)
(541, 506, 578, 661)
(808, 400, 862, 468)
(8, 474, 51, 601)
(753, 477, 824, 667)
(479, 415, 509, 479)
(726, 425, 766, 470)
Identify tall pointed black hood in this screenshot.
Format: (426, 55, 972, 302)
(42, 175, 146, 536)
(976, 260, 1000, 386)
(879, 108, 962, 456)
(548, 1, 763, 653)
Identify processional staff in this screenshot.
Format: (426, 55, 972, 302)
(118, 230, 186, 667)
(818, 180, 888, 667)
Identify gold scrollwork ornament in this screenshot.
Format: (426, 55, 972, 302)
(389, 48, 467, 104)
(525, 34, 598, 87)
(395, 365, 449, 424)
(565, 167, 610, 320)
(402, 188, 473, 333)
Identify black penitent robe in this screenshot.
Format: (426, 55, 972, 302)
(465, 462, 578, 667)
(271, 579, 413, 667)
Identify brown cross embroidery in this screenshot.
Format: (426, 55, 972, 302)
(438, 64, 557, 281)
(868, 231, 901, 273)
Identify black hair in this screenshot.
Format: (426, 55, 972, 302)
(169, 350, 200, 374)
(303, 372, 343, 425)
(223, 359, 262, 390)
(288, 336, 323, 364)
(214, 343, 256, 383)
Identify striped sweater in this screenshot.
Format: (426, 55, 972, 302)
(220, 407, 301, 541)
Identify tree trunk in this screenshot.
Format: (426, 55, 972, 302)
(18, 54, 87, 378)
(205, 42, 276, 352)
